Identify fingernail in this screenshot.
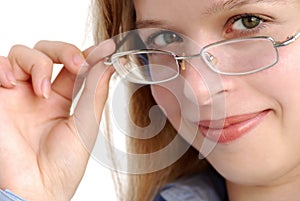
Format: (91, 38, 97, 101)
(41, 78, 51, 99)
(6, 71, 16, 86)
(73, 54, 86, 66)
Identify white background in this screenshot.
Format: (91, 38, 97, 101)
(0, 1, 117, 200)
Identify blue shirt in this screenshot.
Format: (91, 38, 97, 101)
(0, 190, 25, 201)
(153, 168, 228, 201)
(0, 168, 227, 201)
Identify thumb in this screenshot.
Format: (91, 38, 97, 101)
(69, 39, 116, 153)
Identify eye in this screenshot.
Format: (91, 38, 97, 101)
(224, 14, 269, 37)
(147, 31, 183, 48)
(232, 15, 263, 31)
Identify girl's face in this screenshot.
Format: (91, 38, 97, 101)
(134, 0, 300, 187)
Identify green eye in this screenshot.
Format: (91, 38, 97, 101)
(233, 15, 262, 30)
(149, 31, 183, 47)
(241, 16, 261, 29)
(163, 32, 180, 44)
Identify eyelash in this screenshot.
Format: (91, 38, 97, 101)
(145, 30, 183, 48)
(225, 14, 268, 37)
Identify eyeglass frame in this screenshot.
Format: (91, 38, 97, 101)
(104, 31, 300, 83)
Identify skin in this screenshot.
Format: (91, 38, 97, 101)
(1, 0, 300, 200)
(0, 40, 115, 200)
(134, 0, 300, 200)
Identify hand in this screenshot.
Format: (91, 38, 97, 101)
(0, 40, 115, 201)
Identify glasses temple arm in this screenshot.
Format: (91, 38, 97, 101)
(275, 32, 300, 47)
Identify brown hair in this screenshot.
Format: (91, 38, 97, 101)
(92, 0, 208, 200)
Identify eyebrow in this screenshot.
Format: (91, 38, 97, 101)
(135, 0, 288, 28)
(205, 0, 287, 15)
(136, 19, 177, 29)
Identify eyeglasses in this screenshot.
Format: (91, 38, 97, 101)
(105, 31, 300, 84)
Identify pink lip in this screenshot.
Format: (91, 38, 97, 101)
(199, 110, 270, 143)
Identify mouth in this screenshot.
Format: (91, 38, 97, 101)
(198, 109, 271, 143)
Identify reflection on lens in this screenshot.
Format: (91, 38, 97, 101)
(112, 50, 180, 84)
(202, 38, 277, 75)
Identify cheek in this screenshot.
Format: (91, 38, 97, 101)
(274, 49, 300, 127)
(151, 85, 182, 129)
(264, 46, 300, 105)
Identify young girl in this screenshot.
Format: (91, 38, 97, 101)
(1, 0, 300, 200)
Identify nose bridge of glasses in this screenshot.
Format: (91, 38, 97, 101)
(175, 49, 223, 74)
(175, 53, 203, 70)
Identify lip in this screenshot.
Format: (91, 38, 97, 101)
(198, 110, 271, 143)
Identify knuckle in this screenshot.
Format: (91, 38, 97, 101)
(0, 56, 10, 69)
(8, 44, 28, 55)
(33, 40, 49, 49)
(36, 56, 53, 68)
(60, 42, 82, 56)
(30, 58, 53, 75)
(34, 41, 82, 65)
(35, 40, 80, 52)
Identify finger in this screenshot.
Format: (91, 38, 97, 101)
(8, 45, 53, 98)
(70, 63, 115, 153)
(82, 45, 96, 59)
(34, 40, 86, 99)
(67, 39, 116, 154)
(51, 39, 115, 102)
(42, 63, 115, 180)
(34, 40, 86, 75)
(38, 67, 115, 191)
(84, 39, 115, 66)
(0, 56, 17, 88)
(39, 41, 116, 181)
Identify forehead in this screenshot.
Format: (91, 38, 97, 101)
(133, 0, 292, 32)
(134, 0, 288, 17)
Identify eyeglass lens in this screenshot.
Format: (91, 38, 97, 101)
(115, 51, 179, 83)
(202, 38, 278, 74)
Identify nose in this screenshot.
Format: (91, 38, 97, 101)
(182, 57, 227, 106)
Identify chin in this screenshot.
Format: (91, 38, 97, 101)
(208, 152, 298, 186)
